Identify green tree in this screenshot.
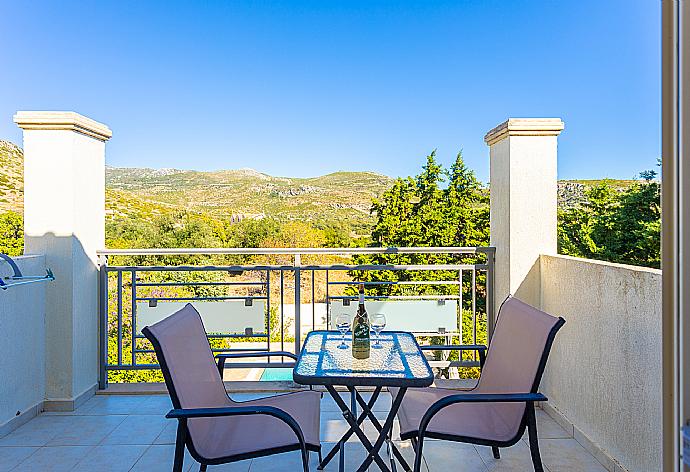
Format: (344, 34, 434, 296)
(558, 177, 661, 268)
(0, 211, 23, 256)
(351, 151, 490, 379)
(352, 151, 489, 298)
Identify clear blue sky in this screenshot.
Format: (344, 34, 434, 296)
(0, 0, 660, 182)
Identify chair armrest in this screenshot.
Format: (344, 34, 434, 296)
(429, 392, 546, 405)
(420, 345, 487, 352)
(167, 405, 291, 419)
(166, 405, 308, 450)
(216, 351, 298, 362)
(420, 344, 487, 368)
(417, 392, 546, 439)
(215, 351, 297, 372)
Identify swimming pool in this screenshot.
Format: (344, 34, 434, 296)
(259, 368, 294, 381)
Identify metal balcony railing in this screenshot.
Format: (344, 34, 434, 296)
(96, 247, 495, 388)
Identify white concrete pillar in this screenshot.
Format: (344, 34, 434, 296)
(484, 118, 564, 308)
(14, 111, 111, 409)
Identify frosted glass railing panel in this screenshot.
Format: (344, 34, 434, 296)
(136, 300, 266, 335)
(328, 299, 458, 333)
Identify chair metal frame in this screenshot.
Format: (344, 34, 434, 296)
(400, 301, 565, 472)
(143, 325, 321, 472)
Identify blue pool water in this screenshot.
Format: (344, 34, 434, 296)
(259, 368, 294, 381)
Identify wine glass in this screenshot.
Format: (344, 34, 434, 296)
(335, 314, 351, 349)
(371, 313, 386, 348)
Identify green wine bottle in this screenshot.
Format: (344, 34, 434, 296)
(352, 283, 370, 359)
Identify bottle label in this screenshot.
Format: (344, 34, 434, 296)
(352, 316, 370, 359)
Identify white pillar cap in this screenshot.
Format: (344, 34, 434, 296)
(484, 118, 564, 146)
(14, 111, 112, 141)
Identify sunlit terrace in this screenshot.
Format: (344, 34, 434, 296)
(0, 114, 661, 472)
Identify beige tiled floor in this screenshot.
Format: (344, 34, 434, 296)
(0, 393, 608, 471)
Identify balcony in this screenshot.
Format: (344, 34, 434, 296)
(0, 392, 607, 471)
(0, 114, 661, 471)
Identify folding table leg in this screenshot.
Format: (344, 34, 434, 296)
(339, 441, 345, 472)
(318, 387, 382, 470)
(356, 387, 407, 472)
(323, 385, 391, 472)
(354, 390, 412, 472)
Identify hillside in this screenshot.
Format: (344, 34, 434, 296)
(0, 141, 23, 212)
(0, 141, 393, 230)
(105, 166, 392, 228)
(557, 179, 637, 209)
(0, 140, 640, 224)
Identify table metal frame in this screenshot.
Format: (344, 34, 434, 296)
(293, 331, 434, 472)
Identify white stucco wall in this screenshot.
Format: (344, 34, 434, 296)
(17, 111, 110, 404)
(539, 254, 662, 472)
(0, 255, 46, 431)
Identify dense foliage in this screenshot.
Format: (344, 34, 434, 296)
(0, 211, 22, 256)
(349, 151, 490, 378)
(350, 151, 489, 296)
(558, 175, 661, 268)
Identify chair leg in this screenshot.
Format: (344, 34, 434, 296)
(413, 435, 425, 472)
(199, 465, 207, 472)
(300, 445, 310, 472)
(318, 446, 322, 465)
(492, 446, 500, 459)
(526, 403, 544, 472)
(173, 421, 187, 472)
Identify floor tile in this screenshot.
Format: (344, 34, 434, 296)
(319, 442, 384, 472)
(0, 446, 38, 471)
(153, 420, 179, 445)
(422, 441, 487, 471)
(248, 449, 317, 471)
(101, 415, 168, 445)
(0, 393, 609, 471)
(539, 439, 608, 472)
(129, 444, 194, 471)
(320, 391, 392, 413)
(391, 440, 427, 472)
(320, 411, 399, 443)
(11, 445, 92, 471)
(477, 442, 538, 471)
(79, 395, 148, 415)
(135, 395, 173, 415)
(45, 415, 127, 446)
(71, 444, 148, 471)
(521, 410, 572, 440)
(0, 416, 72, 446)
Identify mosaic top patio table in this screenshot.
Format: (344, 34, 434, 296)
(293, 330, 434, 472)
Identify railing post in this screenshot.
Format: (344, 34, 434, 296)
(294, 254, 301, 355)
(486, 248, 496, 341)
(98, 255, 108, 389)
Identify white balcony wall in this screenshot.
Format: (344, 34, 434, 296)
(539, 254, 662, 472)
(0, 255, 46, 435)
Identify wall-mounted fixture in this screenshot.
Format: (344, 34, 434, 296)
(0, 254, 55, 290)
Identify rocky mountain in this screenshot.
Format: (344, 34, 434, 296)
(0, 141, 393, 230)
(0, 140, 639, 225)
(104, 166, 392, 228)
(0, 141, 23, 213)
(557, 179, 638, 209)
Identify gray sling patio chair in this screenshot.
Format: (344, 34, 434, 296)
(142, 303, 321, 472)
(391, 296, 565, 472)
